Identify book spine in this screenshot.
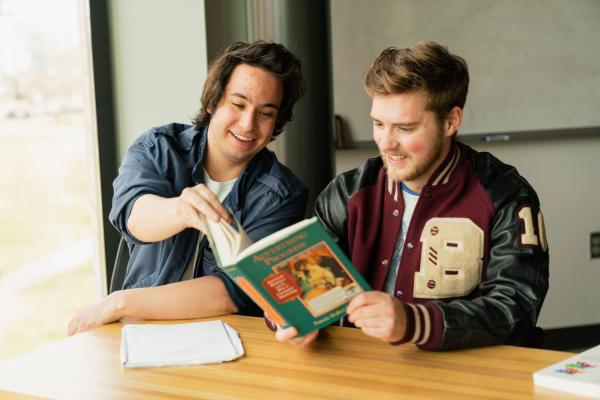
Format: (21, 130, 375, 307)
(223, 265, 287, 327)
(235, 277, 287, 327)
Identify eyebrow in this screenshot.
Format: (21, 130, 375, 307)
(369, 115, 419, 127)
(230, 92, 280, 110)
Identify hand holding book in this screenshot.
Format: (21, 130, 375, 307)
(201, 217, 371, 336)
(178, 183, 233, 232)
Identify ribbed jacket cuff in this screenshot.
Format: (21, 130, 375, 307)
(390, 302, 441, 348)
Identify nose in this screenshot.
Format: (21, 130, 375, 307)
(375, 126, 397, 152)
(239, 110, 256, 133)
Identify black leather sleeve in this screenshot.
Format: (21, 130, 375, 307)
(314, 176, 350, 253)
(313, 158, 382, 256)
(434, 152, 549, 350)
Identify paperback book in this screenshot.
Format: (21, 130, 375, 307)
(202, 217, 371, 336)
(533, 343, 600, 397)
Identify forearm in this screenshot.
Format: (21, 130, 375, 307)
(109, 276, 239, 321)
(127, 194, 186, 242)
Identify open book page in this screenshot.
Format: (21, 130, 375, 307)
(236, 218, 316, 261)
(202, 215, 254, 266)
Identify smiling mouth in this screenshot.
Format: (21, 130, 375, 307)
(230, 131, 255, 143)
(388, 154, 407, 161)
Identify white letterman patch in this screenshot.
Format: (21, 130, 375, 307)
(414, 218, 484, 299)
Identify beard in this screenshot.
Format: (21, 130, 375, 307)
(380, 130, 444, 184)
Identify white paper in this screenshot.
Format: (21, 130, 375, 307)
(120, 320, 244, 368)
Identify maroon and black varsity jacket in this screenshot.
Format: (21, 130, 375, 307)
(314, 141, 549, 350)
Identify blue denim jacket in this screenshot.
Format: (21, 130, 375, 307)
(109, 123, 308, 315)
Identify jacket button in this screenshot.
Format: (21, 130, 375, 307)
(407, 242, 414, 249)
(396, 290, 403, 296)
(423, 191, 431, 198)
(381, 259, 388, 266)
(393, 209, 399, 217)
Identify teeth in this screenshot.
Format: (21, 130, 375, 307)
(231, 132, 254, 142)
(388, 154, 406, 161)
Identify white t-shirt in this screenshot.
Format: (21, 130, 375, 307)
(181, 170, 237, 281)
(383, 183, 420, 295)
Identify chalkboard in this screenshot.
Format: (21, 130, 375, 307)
(331, 0, 600, 144)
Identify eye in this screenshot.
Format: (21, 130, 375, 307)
(232, 102, 244, 109)
(372, 120, 383, 128)
(259, 110, 275, 119)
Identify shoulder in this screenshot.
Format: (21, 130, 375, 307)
(313, 157, 382, 245)
(315, 156, 382, 221)
(461, 143, 541, 208)
(236, 150, 308, 229)
(133, 123, 199, 151)
(252, 149, 308, 198)
(319, 156, 383, 202)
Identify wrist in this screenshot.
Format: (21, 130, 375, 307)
(170, 196, 187, 229)
(389, 302, 412, 345)
(390, 325, 407, 343)
(107, 290, 128, 321)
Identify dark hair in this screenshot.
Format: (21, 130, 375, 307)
(192, 40, 305, 136)
(363, 41, 469, 124)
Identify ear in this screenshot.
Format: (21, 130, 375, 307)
(443, 106, 463, 137)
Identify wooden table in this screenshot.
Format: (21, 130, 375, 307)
(0, 315, 580, 399)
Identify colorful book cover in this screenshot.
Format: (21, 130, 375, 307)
(220, 218, 371, 336)
(533, 343, 600, 397)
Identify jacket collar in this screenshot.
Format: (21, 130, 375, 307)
(427, 140, 462, 187)
(384, 140, 462, 200)
(180, 124, 202, 151)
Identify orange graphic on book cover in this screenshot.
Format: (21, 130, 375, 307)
(270, 242, 361, 317)
(236, 277, 286, 326)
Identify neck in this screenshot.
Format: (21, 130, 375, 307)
(204, 149, 246, 182)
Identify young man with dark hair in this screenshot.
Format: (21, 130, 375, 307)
(68, 41, 308, 335)
(277, 41, 549, 350)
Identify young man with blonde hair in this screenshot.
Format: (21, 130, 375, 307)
(277, 41, 549, 350)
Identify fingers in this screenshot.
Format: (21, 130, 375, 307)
(346, 290, 385, 315)
(289, 331, 319, 347)
(67, 296, 118, 336)
(347, 291, 407, 342)
(67, 317, 77, 336)
(193, 184, 230, 221)
(275, 326, 299, 341)
(353, 315, 401, 342)
(352, 314, 391, 332)
(178, 184, 232, 232)
(67, 312, 93, 336)
(355, 325, 391, 340)
(348, 303, 384, 326)
(275, 327, 319, 347)
(348, 292, 396, 324)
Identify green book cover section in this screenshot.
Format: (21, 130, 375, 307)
(222, 219, 371, 336)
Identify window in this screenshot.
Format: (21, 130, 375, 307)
(0, 0, 101, 359)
